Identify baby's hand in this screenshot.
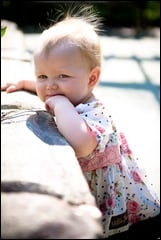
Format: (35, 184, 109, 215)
(45, 95, 69, 115)
(1, 81, 23, 93)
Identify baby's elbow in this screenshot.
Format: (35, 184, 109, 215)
(74, 136, 98, 158)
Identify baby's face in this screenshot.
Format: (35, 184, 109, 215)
(34, 43, 93, 106)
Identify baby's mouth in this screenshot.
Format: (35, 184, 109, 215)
(45, 94, 56, 100)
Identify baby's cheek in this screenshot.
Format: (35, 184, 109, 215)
(38, 92, 45, 102)
(36, 86, 45, 102)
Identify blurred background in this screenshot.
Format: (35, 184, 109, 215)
(1, 1, 160, 33)
(1, 1, 160, 196)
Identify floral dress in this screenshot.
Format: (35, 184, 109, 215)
(76, 100, 160, 238)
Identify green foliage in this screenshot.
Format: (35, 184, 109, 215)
(1, 26, 7, 37)
(144, 1, 160, 21)
(94, 1, 160, 27)
(1, 1, 160, 30)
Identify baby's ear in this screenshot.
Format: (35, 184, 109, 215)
(89, 66, 101, 87)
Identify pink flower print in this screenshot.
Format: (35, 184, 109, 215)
(120, 132, 126, 140)
(107, 195, 115, 208)
(95, 125, 105, 134)
(127, 200, 140, 214)
(120, 132, 133, 155)
(121, 143, 132, 155)
(102, 166, 108, 172)
(89, 128, 97, 138)
(94, 102, 103, 108)
(76, 109, 83, 114)
(127, 200, 141, 224)
(100, 201, 107, 214)
(128, 213, 141, 224)
(131, 170, 143, 184)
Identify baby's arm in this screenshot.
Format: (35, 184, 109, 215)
(1, 80, 36, 93)
(45, 95, 98, 158)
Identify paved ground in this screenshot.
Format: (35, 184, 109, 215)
(2, 25, 160, 198)
(97, 28, 160, 197)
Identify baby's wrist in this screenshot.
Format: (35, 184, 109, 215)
(20, 80, 26, 90)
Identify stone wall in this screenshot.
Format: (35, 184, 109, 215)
(1, 21, 102, 239)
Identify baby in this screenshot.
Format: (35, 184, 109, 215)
(1, 4, 160, 238)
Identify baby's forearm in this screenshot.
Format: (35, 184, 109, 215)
(23, 80, 36, 93)
(1, 79, 36, 93)
(45, 96, 97, 157)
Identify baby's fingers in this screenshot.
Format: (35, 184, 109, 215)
(45, 102, 55, 116)
(1, 83, 8, 91)
(1, 83, 17, 93)
(6, 85, 17, 93)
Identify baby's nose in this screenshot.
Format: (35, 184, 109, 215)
(46, 80, 58, 90)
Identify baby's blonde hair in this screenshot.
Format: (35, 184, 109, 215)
(36, 4, 102, 69)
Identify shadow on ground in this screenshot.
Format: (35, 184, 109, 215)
(99, 54, 160, 104)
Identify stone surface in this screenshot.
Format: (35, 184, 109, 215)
(2, 193, 102, 239)
(1, 21, 102, 239)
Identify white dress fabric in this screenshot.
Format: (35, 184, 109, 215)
(76, 100, 160, 238)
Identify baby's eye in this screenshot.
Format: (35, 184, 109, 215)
(38, 75, 47, 79)
(58, 74, 69, 78)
